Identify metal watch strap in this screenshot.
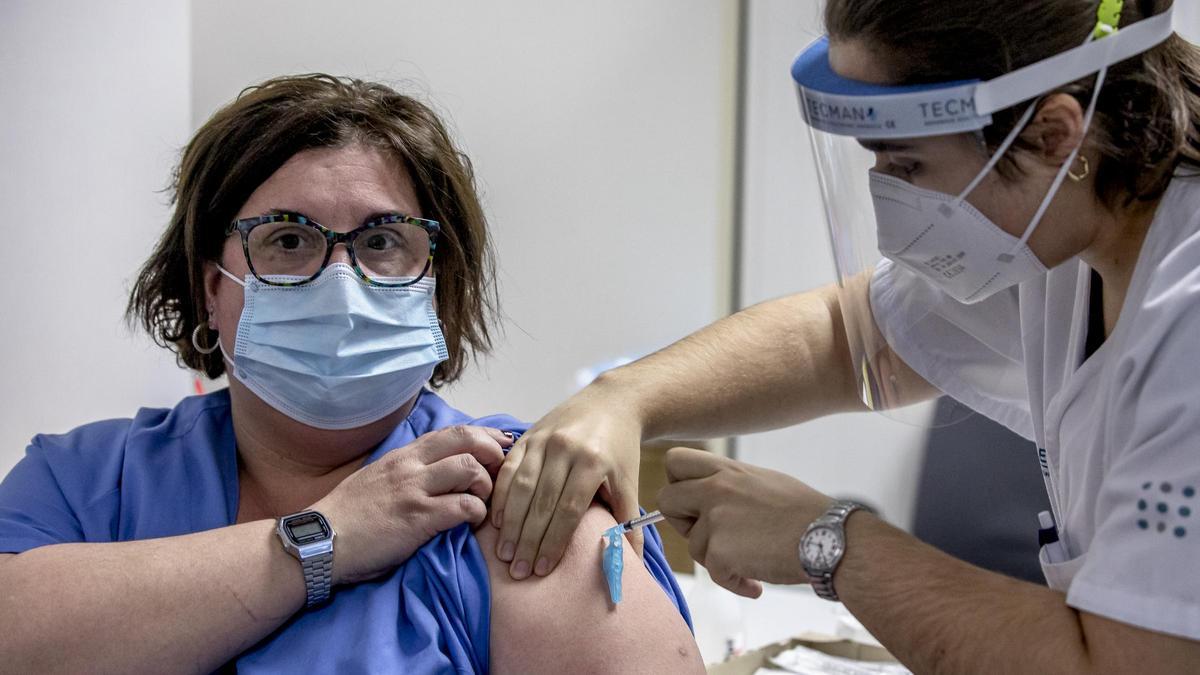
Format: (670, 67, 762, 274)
(804, 500, 866, 602)
(810, 570, 837, 601)
(300, 551, 334, 607)
(824, 500, 862, 525)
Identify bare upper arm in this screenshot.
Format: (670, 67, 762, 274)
(827, 274, 939, 408)
(476, 505, 704, 674)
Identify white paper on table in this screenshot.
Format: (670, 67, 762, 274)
(753, 643, 912, 675)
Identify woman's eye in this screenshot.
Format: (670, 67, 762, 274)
(891, 161, 920, 178)
(260, 225, 320, 252)
(362, 231, 404, 251)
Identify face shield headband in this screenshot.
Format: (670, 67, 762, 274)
(790, 5, 1181, 140)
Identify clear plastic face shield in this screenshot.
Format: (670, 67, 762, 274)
(792, 5, 1181, 426)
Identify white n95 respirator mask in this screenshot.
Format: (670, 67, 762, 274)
(868, 170, 1049, 304)
(217, 263, 448, 429)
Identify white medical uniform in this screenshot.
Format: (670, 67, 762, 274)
(871, 175, 1200, 640)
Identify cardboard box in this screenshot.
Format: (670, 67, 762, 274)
(706, 633, 898, 675)
(639, 441, 707, 574)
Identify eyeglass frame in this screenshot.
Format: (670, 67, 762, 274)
(224, 211, 441, 287)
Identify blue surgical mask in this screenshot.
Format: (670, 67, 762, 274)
(217, 263, 448, 429)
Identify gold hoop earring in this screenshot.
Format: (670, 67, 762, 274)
(1068, 155, 1090, 182)
(192, 324, 219, 355)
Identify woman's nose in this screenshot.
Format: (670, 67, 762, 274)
(329, 243, 353, 266)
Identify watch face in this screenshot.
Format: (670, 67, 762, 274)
(285, 513, 330, 545)
(802, 526, 843, 569)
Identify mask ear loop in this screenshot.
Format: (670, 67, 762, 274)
(951, 99, 1041, 208)
(212, 264, 248, 372)
(998, 34, 1115, 262)
(217, 264, 248, 287)
(192, 265, 247, 356)
(1000, 63, 1108, 261)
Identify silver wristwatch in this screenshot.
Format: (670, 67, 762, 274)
(799, 500, 867, 602)
(277, 510, 335, 607)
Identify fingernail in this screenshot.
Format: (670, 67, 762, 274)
(501, 431, 515, 441)
(499, 541, 515, 562)
(534, 557, 550, 576)
(512, 560, 531, 579)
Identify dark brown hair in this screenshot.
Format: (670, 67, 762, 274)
(128, 74, 498, 386)
(825, 0, 1200, 208)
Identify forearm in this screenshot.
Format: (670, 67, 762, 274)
(837, 514, 1093, 675)
(0, 519, 305, 674)
(602, 284, 865, 442)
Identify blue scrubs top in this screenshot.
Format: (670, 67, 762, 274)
(0, 389, 691, 673)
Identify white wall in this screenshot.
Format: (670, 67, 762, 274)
(189, 0, 741, 426)
(737, 0, 930, 529)
(0, 1, 192, 475)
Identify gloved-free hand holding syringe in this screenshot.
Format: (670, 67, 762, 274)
(601, 511, 665, 604)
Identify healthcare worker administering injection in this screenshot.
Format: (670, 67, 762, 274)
(493, 1, 1200, 671)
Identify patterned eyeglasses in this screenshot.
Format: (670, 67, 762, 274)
(225, 211, 440, 287)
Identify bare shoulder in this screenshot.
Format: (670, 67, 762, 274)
(475, 506, 704, 674)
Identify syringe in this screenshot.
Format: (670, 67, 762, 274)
(615, 510, 665, 533)
(601, 510, 667, 605)
(609, 509, 667, 530)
